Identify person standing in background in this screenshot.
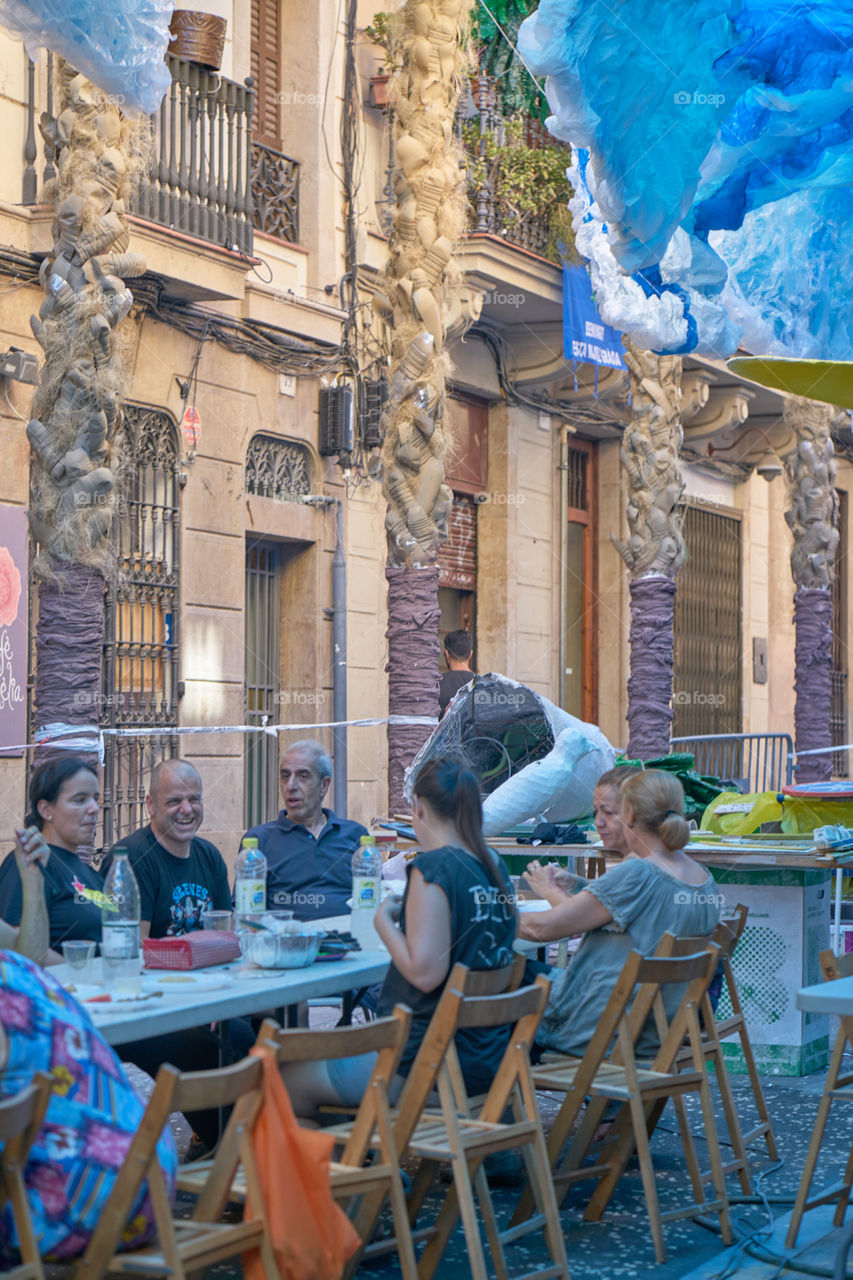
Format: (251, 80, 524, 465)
(439, 628, 475, 717)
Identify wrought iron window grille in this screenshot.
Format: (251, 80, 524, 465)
(245, 434, 311, 502)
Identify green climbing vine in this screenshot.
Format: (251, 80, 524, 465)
(463, 118, 576, 263)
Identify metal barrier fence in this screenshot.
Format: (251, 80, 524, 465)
(671, 732, 794, 793)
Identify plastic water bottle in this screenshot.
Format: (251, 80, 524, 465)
(351, 835, 383, 948)
(101, 850, 142, 995)
(235, 836, 267, 919)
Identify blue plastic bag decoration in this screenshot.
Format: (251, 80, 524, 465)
(0, 0, 173, 117)
(518, 0, 853, 361)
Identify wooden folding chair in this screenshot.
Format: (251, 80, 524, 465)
(520, 945, 732, 1263)
(786, 947, 853, 1248)
(72, 1056, 279, 1280)
(330, 961, 569, 1280)
(408, 975, 569, 1280)
(705, 904, 778, 1161)
(0, 1074, 52, 1280)
(661, 916, 764, 1195)
(254, 1007, 418, 1280)
(315, 953, 528, 1121)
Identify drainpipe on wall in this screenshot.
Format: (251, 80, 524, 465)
(302, 495, 348, 813)
(331, 498, 348, 815)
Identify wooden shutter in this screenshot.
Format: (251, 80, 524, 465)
(251, 0, 281, 146)
(439, 496, 477, 590)
(564, 439, 598, 723)
(445, 396, 488, 494)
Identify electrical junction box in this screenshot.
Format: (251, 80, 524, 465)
(753, 636, 768, 684)
(318, 386, 354, 456)
(0, 348, 38, 384)
(360, 377, 388, 449)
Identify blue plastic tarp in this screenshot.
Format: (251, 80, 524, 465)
(519, 0, 853, 359)
(0, 0, 173, 116)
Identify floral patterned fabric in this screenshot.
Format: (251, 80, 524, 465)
(0, 951, 177, 1263)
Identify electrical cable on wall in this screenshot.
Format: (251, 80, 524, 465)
(0, 248, 345, 380)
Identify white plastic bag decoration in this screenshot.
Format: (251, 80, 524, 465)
(404, 673, 615, 836)
(0, 0, 172, 117)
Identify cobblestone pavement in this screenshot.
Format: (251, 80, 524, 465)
(47, 1043, 853, 1280)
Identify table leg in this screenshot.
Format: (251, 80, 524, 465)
(835, 868, 844, 955)
(217, 1018, 230, 1142)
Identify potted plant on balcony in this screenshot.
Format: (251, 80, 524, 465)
(365, 11, 399, 108)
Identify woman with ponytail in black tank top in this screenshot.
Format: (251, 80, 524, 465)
(280, 756, 518, 1118)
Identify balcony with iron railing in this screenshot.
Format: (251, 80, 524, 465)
(22, 53, 300, 260)
(460, 75, 572, 263)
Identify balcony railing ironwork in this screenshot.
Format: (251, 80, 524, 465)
(131, 55, 255, 253)
(23, 55, 300, 255)
(250, 142, 300, 244)
(460, 73, 556, 259)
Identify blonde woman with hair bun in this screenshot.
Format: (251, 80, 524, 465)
(521, 768, 721, 1058)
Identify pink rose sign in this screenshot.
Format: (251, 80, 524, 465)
(0, 506, 27, 756)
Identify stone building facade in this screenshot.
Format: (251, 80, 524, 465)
(0, 3, 850, 862)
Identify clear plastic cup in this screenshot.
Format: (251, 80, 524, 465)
(61, 940, 97, 985)
(61, 940, 97, 970)
(201, 909, 233, 931)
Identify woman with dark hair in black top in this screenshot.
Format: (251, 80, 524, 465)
(0, 757, 105, 952)
(281, 755, 518, 1117)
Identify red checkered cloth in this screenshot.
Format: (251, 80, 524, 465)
(142, 930, 241, 970)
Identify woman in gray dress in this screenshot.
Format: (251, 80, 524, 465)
(520, 769, 721, 1057)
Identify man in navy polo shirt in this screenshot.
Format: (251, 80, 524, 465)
(240, 739, 367, 921)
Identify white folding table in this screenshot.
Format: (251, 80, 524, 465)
(55, 950, 390, 1046)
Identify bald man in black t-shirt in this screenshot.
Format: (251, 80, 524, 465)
(106, 759, 231, 939)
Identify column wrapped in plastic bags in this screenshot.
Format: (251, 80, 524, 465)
(404, 673, 615, 835)
(0, 0, 172, 116)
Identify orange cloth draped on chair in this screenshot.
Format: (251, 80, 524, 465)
(243, 1047, 361, 1280)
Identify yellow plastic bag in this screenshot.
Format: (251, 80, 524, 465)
(780, 797, 853, 834)
(701, 789, 853, 836)
(700, 791, 783, 836)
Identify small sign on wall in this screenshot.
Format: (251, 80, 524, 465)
(0, 506, 27, 755)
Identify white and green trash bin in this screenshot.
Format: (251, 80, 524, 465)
(709, 859, 832, 1076)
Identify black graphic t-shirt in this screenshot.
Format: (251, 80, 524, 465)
(0, 844, 105, 948)
(110, 826, 231, 938)
(377, 845, 517, 1093)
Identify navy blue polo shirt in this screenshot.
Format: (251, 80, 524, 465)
(240, 808, 368, 921)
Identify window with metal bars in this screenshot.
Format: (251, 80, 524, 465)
(566, 445, 588, 511)
(245, 541, 280, 829)
(673, 504, 742, 737)
(100, 406, 180, 848)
